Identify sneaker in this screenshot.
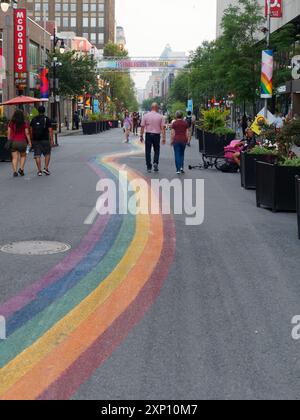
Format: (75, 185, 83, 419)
(180, 169, 185, 174)
(176, 171, 181, 175)
(37, 171, 43, 177)
(43, 168, 51, 176)
(147, 168, 152, 173)
(13, 172, 18, 178)
(18, 169, 24, 177)
(153, 164, 159, 172)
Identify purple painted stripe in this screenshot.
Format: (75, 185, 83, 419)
(0, 163, 109, 318)
(37, 214, 176, 401)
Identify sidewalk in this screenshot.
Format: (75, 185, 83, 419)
(57, 126, 82, 138)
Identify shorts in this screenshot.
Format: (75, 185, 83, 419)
(33, 141, 51, 158)
(11, 141, 27, 153)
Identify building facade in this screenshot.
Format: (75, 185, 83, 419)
(0, 8, 51, 117)
(144, 45, 186, 101)
(116, 26, 126, 51)
(24, 0, 115, 52)
(217, 0, 300, 38)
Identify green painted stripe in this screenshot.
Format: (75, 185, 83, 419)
(0, 162, 136, 368)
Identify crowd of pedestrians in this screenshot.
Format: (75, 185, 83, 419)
(123, 104, 195, 174)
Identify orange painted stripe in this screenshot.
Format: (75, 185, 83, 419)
(2, 190, 163, 400)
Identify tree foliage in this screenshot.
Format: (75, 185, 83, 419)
(48, 51, 99, 98)
(169, 0, 297, 114)
(142, 96, 164, 111)
(101, 43, 138, 112)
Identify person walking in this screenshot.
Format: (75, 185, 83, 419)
(30, 106, 54, 177)
(140, 103, 166, 173)
(185, 111, 193, 147)
(123, 111, 132, 143)
(73, 111, 79, 130)
(132, 112, 139, 136)
(8, 110, 32, 178)
(171, 111, 189, 174)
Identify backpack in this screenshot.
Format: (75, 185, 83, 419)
(185, 116, 192, 128)
(31, 116, 49, 141)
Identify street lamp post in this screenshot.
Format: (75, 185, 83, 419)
(0, 0, 18, 13)
(264, 0, 272, 119)
(51, 28, 65, 145)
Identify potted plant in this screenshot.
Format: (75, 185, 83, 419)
(82, 114, 98, 135)
(195, 125, 204, 153)
(296, 176, 300, 239)
(0, 116, 11, 162)
(241, 145, 278, 190)
(256, 119, 300, 212)
(200, 109, 235, 157)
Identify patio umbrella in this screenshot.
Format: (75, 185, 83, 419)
(0, 96, 48, 106)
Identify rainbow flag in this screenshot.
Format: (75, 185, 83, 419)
(261, 50, 273, 99)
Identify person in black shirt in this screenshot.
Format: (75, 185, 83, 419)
(30, 106, 54, 176)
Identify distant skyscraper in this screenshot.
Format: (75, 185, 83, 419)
(24, 0, 115, 51)
(116, 26, 126, 51)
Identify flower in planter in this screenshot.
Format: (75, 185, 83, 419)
(276, 119, 300, 159)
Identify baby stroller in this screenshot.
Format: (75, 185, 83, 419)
(219, 140, 241, 173)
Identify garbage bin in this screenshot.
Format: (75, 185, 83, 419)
(0, 136, 11, 162)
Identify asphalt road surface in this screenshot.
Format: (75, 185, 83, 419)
(0, 128, 300, 401)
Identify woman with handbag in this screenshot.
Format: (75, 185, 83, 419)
(171, 110, 189, 174)
(7, 110, 32, 178)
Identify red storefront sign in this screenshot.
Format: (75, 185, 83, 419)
(265, 0, 283, 18)
(14, 9, 27, 74)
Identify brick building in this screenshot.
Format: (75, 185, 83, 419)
(24, 0, 116, 52)
(0, 7, 51, 116)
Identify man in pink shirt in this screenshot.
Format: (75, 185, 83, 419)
(140, 103, 166, 173)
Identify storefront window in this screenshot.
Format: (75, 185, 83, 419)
(29, 42, 39, 72)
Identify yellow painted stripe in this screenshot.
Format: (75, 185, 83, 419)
(0, 162, 150, 396)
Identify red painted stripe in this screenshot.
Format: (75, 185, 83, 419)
(37, 214, 175, 400)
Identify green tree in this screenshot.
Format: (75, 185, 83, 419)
(215, 0, 264, 113)
(48, 51, 99, 98)
(101, 43, 138, 112)
(168, 0, 265, 114)
(142, 97, 165, 111)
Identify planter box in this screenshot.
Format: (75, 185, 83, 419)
(195, 127, 204, 153)
(82, 122, 97, 135)
(0, 136, 11, 162)
(296, 177, 300, 239)
(240, 152, 278, 190)
(203, 131, 235, 157)
(256, 162, 300, 212)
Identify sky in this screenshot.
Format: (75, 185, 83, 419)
(115, 0, 217, 89)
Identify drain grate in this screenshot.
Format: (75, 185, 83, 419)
(0, 241, 71, 256)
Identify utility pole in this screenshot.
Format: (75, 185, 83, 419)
(264, 0, 272, 119)
(50, 28, 65, 146)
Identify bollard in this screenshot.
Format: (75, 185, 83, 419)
(0, 316, 6, 340)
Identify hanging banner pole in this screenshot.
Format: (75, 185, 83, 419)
(262, 0, 273, 118)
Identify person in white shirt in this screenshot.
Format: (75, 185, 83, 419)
(274, 112, 284, 130)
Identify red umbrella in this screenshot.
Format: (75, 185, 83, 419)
(0, 96, 49, 106)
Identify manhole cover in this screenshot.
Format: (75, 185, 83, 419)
(0, 241, 71, 256)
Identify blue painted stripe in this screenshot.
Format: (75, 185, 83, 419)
(6, 214, 123, 337)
